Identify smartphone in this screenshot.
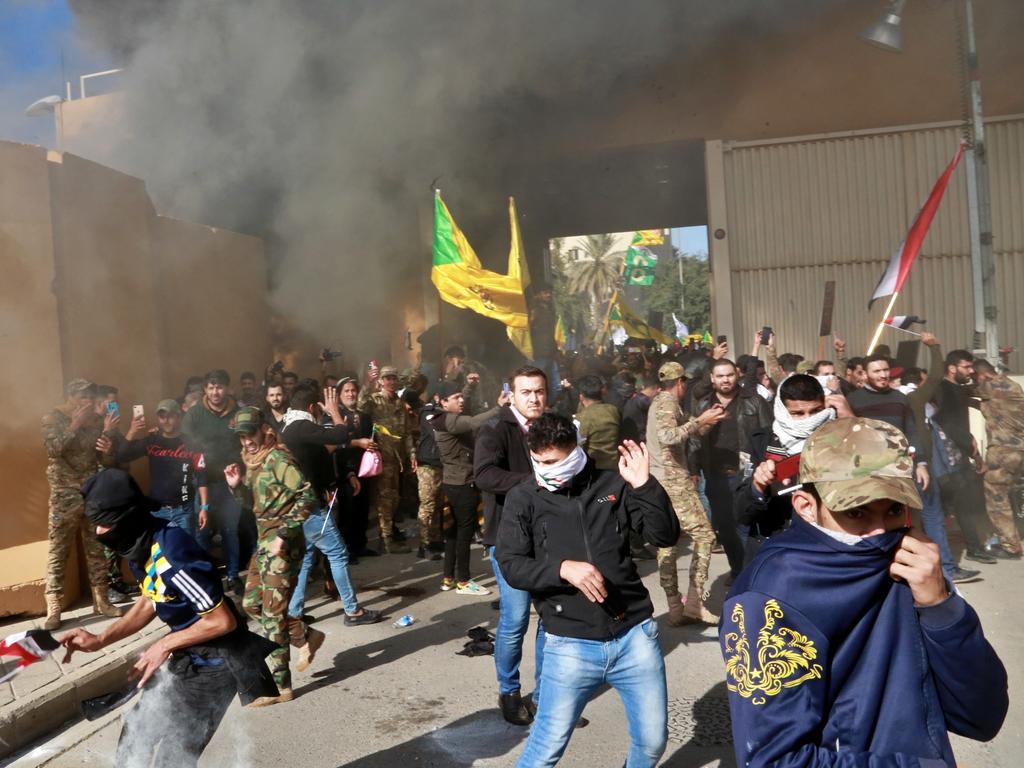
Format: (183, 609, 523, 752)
(502, 382, 511, 396)
(105, 401, 120, 419)
(368, 360, 378, 370)
(132, 404, 144, 420)
(765, 447, 801, 492)
(716, 335, 727, 345)
(760, 326, 773, 346)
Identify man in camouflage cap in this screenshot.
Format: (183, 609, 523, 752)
(646, 361, 727, 625)
(359, 364, 416, 553)
(224, 406, 318, 705)
(720, 417, 1007, 767)
(41, 378, 124, 629)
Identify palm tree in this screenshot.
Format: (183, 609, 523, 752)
(566, 233, 625, 339)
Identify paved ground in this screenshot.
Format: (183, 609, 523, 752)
(4, 537, 1021, 767)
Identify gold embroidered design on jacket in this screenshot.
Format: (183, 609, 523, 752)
(723, 599, 823, 705)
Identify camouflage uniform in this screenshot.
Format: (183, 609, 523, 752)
(42, 403, 111, 595)
(646, 388, 714, 601)
(416, 464, 444, 546)
(358, 370, 415, 545)
(236, 441, 316, 690)
(979, 375, 1024, 554)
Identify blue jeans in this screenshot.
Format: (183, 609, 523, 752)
(197, 483, 242, 579)
(288, 507, 359, 617)
(919, 479, 955, 579)
(153, 504, 197, 539)
(516, 620, 668, 767)
(490, 546, 545, 702)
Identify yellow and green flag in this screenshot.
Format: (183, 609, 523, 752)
(506, 197, 534, 358)
(432, 192, 528, 329)
(610, 296, 675, 346)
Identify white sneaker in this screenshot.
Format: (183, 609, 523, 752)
(455, 580, 491, 596)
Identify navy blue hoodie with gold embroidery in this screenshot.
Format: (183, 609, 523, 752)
(720, 516, 1007, 767)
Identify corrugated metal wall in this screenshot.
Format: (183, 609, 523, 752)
(714, 117, 1023, 369)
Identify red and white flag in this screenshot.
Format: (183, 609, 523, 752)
(869, 143, 965, 307)
(0, 629, 60, 683)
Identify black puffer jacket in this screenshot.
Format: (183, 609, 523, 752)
(496, 462, 679, 640)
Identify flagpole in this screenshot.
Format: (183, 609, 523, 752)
(888, 326, 923, 338)
(867, 292, 900, 354)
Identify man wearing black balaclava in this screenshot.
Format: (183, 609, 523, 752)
(59, 469, 277, 767)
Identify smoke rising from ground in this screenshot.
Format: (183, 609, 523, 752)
(65, 0, 847, 359)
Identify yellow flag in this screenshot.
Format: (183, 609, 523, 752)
(432, 193, 528, 329)
(506, 197, 534, 358)
(612, 296, 675, 346)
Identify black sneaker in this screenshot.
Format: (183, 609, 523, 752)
(344, 608, 384, 626)
(392, 526, 407, 543)
(229, 577, 246, 596)
(950, 567, 982, 583)
(416, 546, 442, 561)
(964, 549, 997, 565)
(110, 579, 141, 597)
(986, 545, 1022, 560)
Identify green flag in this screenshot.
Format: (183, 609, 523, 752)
(624, 245, 656, 286)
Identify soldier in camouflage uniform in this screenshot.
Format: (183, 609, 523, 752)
(358, 365, 416, 553)
(41, 379, 124, 629)
(225, 407, 317, 705)
(976, 361, 1024, 557)
(646, 362, 727, 625)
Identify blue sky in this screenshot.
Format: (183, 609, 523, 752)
(0, 0, 112, 146)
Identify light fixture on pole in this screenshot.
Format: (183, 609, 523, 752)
(860, 0, 998, 361)
(860, 0, 905, 52)
(24, 94, 66, 150)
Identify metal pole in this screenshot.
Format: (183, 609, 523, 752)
(962, 0, 998, 359)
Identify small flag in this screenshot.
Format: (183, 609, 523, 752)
(869, 143, 965, 307)
(884, 315, 926, 330)
(671, 313, 689, 339)
(0, 629, 59, 683)
(701, 330, 713, 345)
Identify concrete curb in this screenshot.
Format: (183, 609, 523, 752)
(0, 632, 156, 760)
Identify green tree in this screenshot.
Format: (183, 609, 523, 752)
(565, 234, 625, 336)
(550, 238, 589, 340)
(645, 249, 710, 337)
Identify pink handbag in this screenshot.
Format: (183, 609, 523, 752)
(358, 449, 383, 478)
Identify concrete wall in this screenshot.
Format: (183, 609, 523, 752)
(0, 141, 268, 618)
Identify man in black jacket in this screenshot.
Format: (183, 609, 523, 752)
(690, 359, 772, 579)
(497, 413, 679, 767)
(474, 365, 547, 725)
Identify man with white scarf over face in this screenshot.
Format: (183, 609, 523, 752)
(732, 374, 853, 564)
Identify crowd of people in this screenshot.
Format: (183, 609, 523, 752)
(40, 324, 1021, 766)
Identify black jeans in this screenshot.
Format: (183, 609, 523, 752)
(442, 483, 479, 582)
(337, 479, 371, 555)
(116, 655, 236, 767)
(938, 467, 986, 553)
(704, 471, 746, 578)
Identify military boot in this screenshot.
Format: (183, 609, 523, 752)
(665, 592, 687, 627)
(679, 585, 718, 625)
(92, 586, 126, 619)
(43, 594, 62, 631)
(382, 537, 410, 555)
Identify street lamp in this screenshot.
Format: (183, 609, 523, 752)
(861, 0, 998, 360)
(24, 94, 65, 150)
(860, 0, 905, 52)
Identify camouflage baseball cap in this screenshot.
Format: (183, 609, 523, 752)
(800, 417, 922, 512)
(658, 362, 688, 382)
(796, 360, 815, 374)
(65, 378, 96, 397)
(229, 406, 265, 434)
(379, 365, 399, 378)
(156, 398, 181, 415)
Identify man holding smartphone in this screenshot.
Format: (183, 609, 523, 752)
(118, 399, 209, 539)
